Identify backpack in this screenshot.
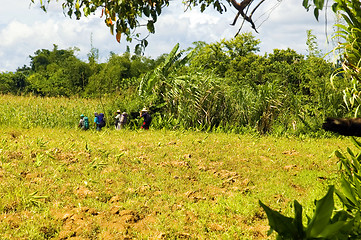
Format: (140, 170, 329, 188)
(83, 117, 89, 130)
(98, 113, 106, 127)
(144, 113, 152, 124)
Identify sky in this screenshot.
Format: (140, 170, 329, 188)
(0, 0, 337, 72)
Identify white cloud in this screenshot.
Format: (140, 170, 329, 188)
(0, 0, 337, 72)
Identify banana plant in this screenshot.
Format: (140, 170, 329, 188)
(335, 137, 361, 212)
(332, 0, 361, 112)
(138, 43, 195, 98)
(333, 136, 361, 238)
(166, 72, 228, 129)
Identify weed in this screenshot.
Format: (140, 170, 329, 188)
(26, 191, 49, 208)
(87, 158, 108, 170)
(36, 137, 48, 148)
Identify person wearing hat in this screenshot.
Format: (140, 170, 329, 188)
(120, 112, 128, 129)
(114, 110, 122, 130)
(78, 114, 85, 129)
(78, 114, 89, 130)
(140, 107, 152, 130)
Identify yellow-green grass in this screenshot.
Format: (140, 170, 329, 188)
(0, 125, 349, 239)
(0, 94, 125, 129)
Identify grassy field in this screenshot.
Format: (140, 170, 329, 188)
(0, 125, 350, 239)
(0, 95, 109, 129)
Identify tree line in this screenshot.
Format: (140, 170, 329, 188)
(2, 44, 163, 97)
(0, 32, 349, 134)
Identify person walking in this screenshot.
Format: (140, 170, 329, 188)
(114, 110, 121, 130)
(94, 112, 100, 131)
(78, 114, 85, 129)
(140, 108, 152, 130)
(97, 113, 106, 130)
(78, 114, 89, 130)
(120, 112, 128, 129)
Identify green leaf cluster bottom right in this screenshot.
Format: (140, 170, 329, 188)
(260, 136, 361, 239)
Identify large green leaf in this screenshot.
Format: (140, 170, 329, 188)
(313, 0, 324, 10)
(293, 200, 305, 239)
(334, 150, 347, 160)
(347, 147, 355, 157)
(306, 186, 335, 238)
(163, 43, 180, 70)
(340, 176, 358, 208)
(351, 136, 361, 149)
(316, 220, 354, 238)
(314, 8, 320, 21)
(259, 200, 299, 238)
(303, 0, 310, 9)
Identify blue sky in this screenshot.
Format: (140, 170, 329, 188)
(0, 0, 337, 72)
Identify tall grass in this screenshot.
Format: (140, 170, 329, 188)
(0, 93, 344, 136)
(0, 95, 98, 128)
(0, 94, 144, 129)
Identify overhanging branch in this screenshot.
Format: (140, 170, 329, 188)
(230, 0, 268, 34)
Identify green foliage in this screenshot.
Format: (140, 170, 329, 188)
(0, 72, 28, 95)
(0, 30, 350, 135)
(261, 136, 361, 239)
(166, 72, 231, 129)
(138, 43, 184, 98)
(136, 33, 345, 134)
(85, 52, 152, 96)
(331, 0, 361, 114)
(26, 45, 92, 96)
(260, 186, 354, 239)
(8, 44, 159, 98)
(334, 137, 361, 238)
(1, 32, 347, 134)
(306, 30, 322, 58)
(189, 33, 260, 77)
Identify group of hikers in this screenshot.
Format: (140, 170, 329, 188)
(78, 107, 152, 131)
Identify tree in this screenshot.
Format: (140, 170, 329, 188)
(31, 0, 326, 46)
(30, 45, 77, 72)
(85, 52, 156, 96)
(28, 45, 92, 96)
(0, 72, 28, 95)
(188, 33, 260, 78)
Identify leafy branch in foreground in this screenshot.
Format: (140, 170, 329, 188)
(30, 0, 326, 44)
